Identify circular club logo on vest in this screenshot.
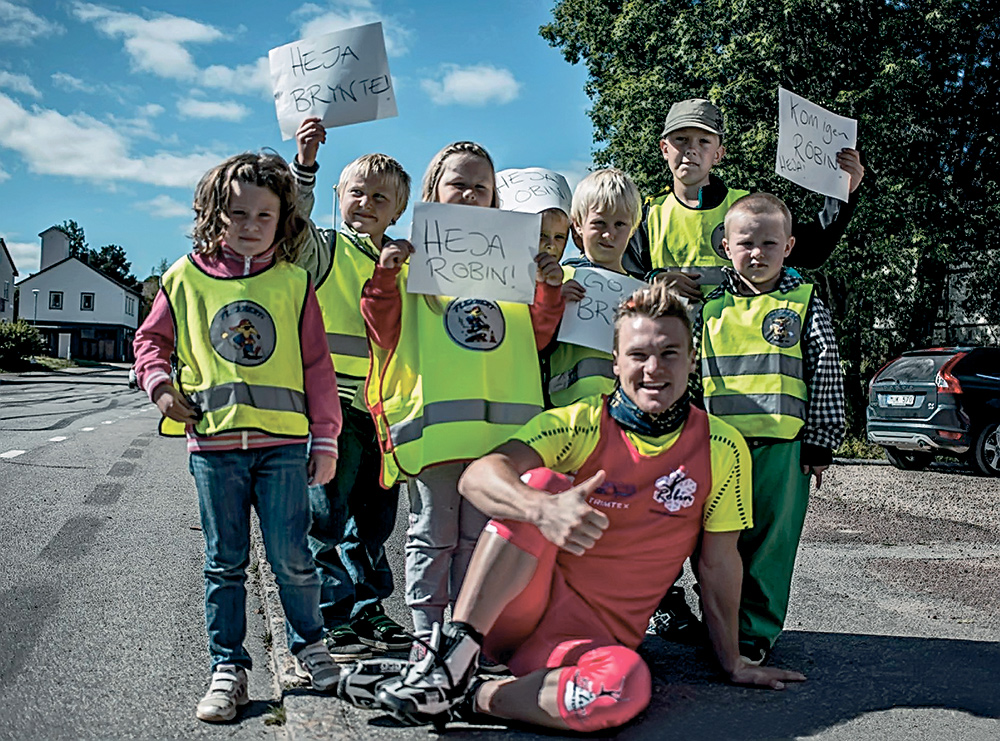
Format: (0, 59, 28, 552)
(762, 308, 802, 348)
(653, 466, 698, 512)
(710, 222, 727, 259)
(444, 299, 505, 351)
(210, 301, 276, 365)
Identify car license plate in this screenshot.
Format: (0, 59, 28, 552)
(883, 394, 915, 407)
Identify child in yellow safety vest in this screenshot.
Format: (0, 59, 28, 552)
(133, 151, 342, 722)
(546, 168, 644, 407)
(360, 141, 566, 646)
(695, 192, 845, 666)
(288, 117, 413, 662)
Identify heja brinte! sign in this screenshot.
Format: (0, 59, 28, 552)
(269, 22, 397, 140)
(406, 202, 541, 304)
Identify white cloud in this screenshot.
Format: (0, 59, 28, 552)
(553, 160, 593, 194)
(177, 98, 250, 121)
(136, 194, 191, 219)
(0, 162, 8, 182)
(420, 65, 521, 107)
(140, 103, 165, 117)
(3, 239, 40, 275)
(71, 3, 271, 96)
(0, 71, 41, 99)
(0, 92, 220, 189)
(51, 72, 96, 93)
(71, 2, 224, 80)
(0, 1, 65, 45)
(291, 1, 413, 57)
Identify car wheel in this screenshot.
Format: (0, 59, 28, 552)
(883, 446, 933, 471)
(971, 423, 1000, 477)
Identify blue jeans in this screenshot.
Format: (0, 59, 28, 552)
(308, 406, 399, 628)
(190, 443, 324, 669)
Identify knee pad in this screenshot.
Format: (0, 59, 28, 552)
(556, 646, 651, 732)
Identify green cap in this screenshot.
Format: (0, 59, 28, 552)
(660, 98, 725, 137)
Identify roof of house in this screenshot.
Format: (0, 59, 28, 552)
(0, 237, 18, 277)
(15, 255, 141, 297)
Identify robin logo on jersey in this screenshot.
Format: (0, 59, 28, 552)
(652, 466, 698, 512)
(762, 308, 801, 348)
(210, 300, 276, 366)
(444, 298, 505, 351)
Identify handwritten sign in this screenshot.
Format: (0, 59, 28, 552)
(775, 87, 857, 201)
(406, 202, 540, 303)
(496, 168, 572, 215)
(558, 267, 646, 353)
(269, 23, 397, 140)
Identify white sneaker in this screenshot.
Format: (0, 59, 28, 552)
(294, 640, 342, 692)
(195, 664, 249, 723)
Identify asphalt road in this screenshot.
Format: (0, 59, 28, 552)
(0, 366, 281, 740)
(2, 366, 998, 740)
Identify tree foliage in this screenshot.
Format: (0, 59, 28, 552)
(542, 0, 1000, 434)
(58, 220, 139, 290)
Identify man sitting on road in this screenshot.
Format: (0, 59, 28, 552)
(345, 281, 805, 732)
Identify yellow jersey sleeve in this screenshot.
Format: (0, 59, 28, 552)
(510, 397, 603, 473)
(702, 415, 753, 532)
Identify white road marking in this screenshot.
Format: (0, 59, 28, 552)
(0, 450, 26, 459)
(102, 420, 114, 425)
(81, 427, 95, 431)
(49, 436, 68, 442)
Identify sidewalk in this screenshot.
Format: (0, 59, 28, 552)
(251, 467, 1000, 741)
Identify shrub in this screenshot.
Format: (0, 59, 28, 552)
(0, 320, 47, 370)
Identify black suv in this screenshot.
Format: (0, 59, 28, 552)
(866, 346, 1000, 476)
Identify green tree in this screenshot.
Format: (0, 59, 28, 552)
(59, 219, 89, 259)
(90, 244, 138, 287)
(542, 0, 1000, 434)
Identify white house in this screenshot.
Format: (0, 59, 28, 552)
(0, 237, 17, 323)
(15, 227, 141, 361)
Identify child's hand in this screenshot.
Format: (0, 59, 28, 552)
(152, 383, 200, 424)
(296, 117, 327, 168)
(837, 148, 865, 193)
(801, 464, 828, 488)
(561, 279, 586, 302)
(379, 239, 415, 269)
(535, 252, 563, 287)
(308, 452, 338, 486)
(654, 270, 703, 302)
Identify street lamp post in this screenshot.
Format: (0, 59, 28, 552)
(32, 289, 39, 324)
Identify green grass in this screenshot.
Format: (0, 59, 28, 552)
(835, 435, 885, 460)
(264, 704, 286, 727)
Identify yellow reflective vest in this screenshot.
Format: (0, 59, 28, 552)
(160, 256, 309, 438)
(547, 264, 616, 407)
(646, 187, 748, 296)
(314, 230, 380, 400)
(700, 283, 813, 440)
(366, 278, 544, 485)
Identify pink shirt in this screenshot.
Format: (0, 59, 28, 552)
(133, 244, 341, 456)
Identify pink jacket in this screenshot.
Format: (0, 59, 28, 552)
(133, 244, 341, 456)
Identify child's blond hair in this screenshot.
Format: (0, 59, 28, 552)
(421, 141, 497, 207)
(613, 280, 692, 352)
(192, 151, 305, 263)
(724, 192, 793, 237)
(338, 153, 412, 224)
(570, 168, 642, 238)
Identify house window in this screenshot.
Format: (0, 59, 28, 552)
(2, 281, 8, 300)
(49, 291, 63, 310)
(125, 296, 135, 316)
(81, 292, 95, 311)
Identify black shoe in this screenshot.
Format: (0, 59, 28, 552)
(646, 586, 705, 644)
(739, 638, 772, 666)
(337, 657, 410, 708)
(324, 624, 373, 662)
(352, 604, 412, 652)
(376, 622, 482, 724)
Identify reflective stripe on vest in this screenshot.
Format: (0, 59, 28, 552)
(160, 256, 309, 438)
(700, 283, 812, 440)
(389, 399, 541, 447)
(646, 187, 748, 295)
(548, 356, 615, 403)
(314, 230, 379, 381)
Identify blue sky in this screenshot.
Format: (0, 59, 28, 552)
(0, 0, 595, 280)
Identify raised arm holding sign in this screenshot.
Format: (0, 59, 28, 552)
(557, 267, 646, 353)
(406, 202, 541, 303)
(269, 22, 397, 140)
(775, 88, 858, 201)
